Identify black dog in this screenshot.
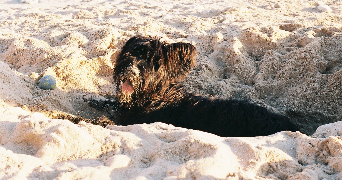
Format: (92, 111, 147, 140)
(86, 35, 299, 137)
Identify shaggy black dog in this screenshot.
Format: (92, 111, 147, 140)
(86, 35, 299, 137)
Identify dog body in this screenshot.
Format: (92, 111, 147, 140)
(90, 35, 299, 137)
(116, 95, 298, 137)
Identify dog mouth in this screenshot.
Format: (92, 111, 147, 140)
(120, 79, 134, 96)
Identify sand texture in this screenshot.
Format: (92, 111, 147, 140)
(0, 0, 342, 179)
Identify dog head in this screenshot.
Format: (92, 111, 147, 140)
(113, 36, 197, 107)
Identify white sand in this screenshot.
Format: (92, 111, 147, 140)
(1, 0, 342, 179)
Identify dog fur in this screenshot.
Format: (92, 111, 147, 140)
(87, 35, 299, 137)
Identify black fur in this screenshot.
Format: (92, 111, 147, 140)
(88, 35, 299, 137)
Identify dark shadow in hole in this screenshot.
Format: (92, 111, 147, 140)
(285, 110, 338, 135)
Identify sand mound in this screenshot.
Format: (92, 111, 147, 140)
(1, 107, 342, 179)
(1, 0, 342, 179)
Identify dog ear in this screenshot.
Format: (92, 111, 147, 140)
(163, 42, 197, 81)
(116, 36, 148, 63)
(116, 36, 164, 69)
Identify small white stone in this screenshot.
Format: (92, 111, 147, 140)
(317, 4, 332, 12)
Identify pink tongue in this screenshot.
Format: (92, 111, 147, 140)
(121, 80, 134, 95)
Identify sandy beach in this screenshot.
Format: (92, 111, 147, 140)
(1, 0, 342, 179)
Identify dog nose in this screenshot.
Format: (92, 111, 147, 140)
(120, 80, 134, 95)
